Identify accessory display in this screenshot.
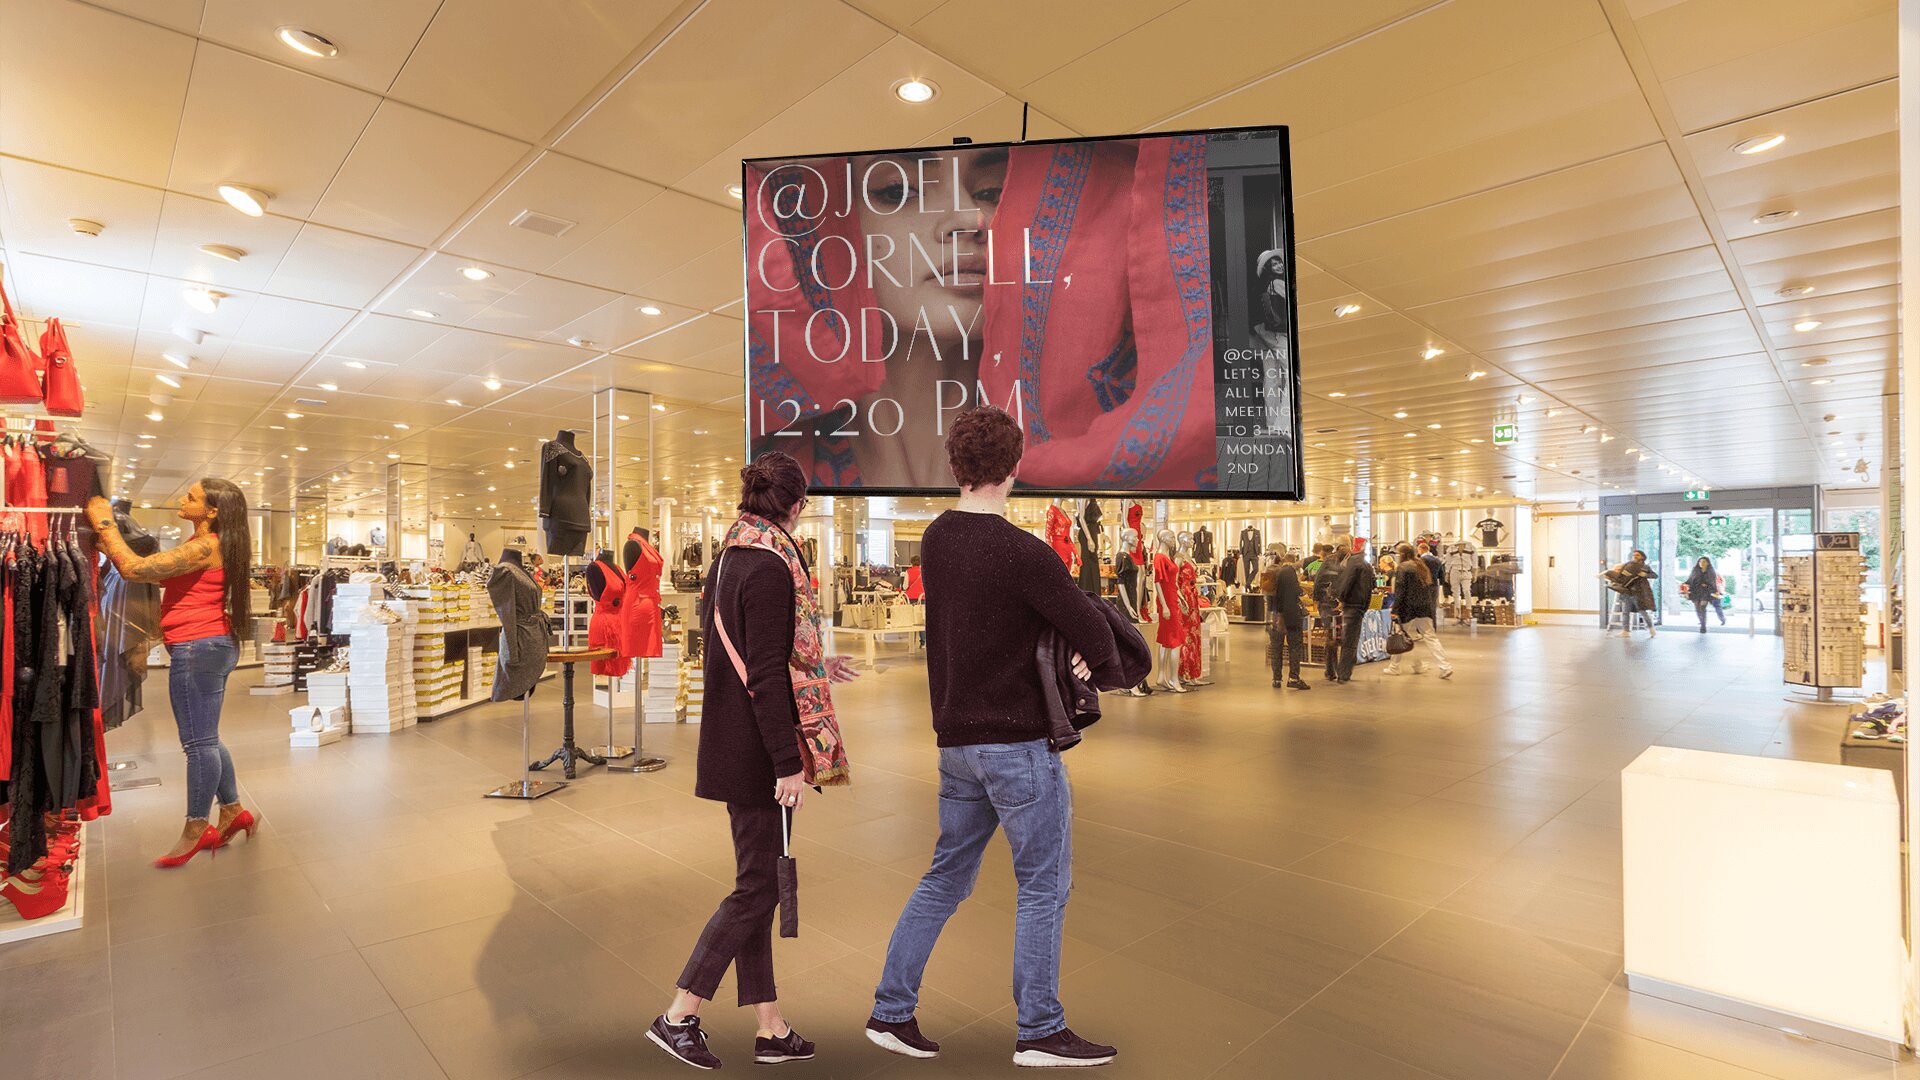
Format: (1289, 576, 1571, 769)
(37, 318, 82, 417)
(0, 276, 43, 404)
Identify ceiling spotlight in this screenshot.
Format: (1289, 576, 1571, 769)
(318, 382, 338, 392)
(146, 411, 164, 422)
(67, 218, 104, 238)
(276, 26, 339, 58)
(726, 184, 744, 200)
(459, 265, 492, 282)
(1392, 410, 1408, 419)
(1426, 423, 1442, 429)
(394, 422, 409, 430)
(387, 452, 400, 459)
(1793, 319, 1822, 332)
(161, 352, 190, 370)
(1403, 432, 1418, 438)
(483, 378, 502, 391)
(639, 305, 662, 316)
(1731, 133, 1786, 156)
(1466, 370, 1487, 380)
(1752, 209, 1799, 226)
(156, 373, 181, 389)
(1810, 377, 1834, 385)
(652, 403, 667, 412)
(892, 77, 938, 103)
(1327, 391, 1346, 398)
(182, 287, 223, 314)
(343, 360, 368, 369)
(1422, 347, 1445, 360)
(173, 326, 206, 345)
(216, 183, 269, 217)
(1600, 433, 1615, 443)
(408, 309, 439, 320)
(445, 398, 462, 406)
(1778, 283, 1816, 298)
(1333, 303, 1362, 318)
(566, 336, 594, 349)
(1458, 448, 1471, 455)
(1546, 408, 1561, 417)
(285, 411, 303, 420)
(199, 244, 246, 263)
(1580, 424, 1595, 434)
(296, 446, 308, 451)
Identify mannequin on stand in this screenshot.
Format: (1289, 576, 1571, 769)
(1152, 530, 1186, 692)
(489, 548, 547, 702)
(587, 549, 630, 678)
(1074, 499, 1102, 594)
(1045, 502, 1076, 572)
(623, 526, 665, 661)
(540, 429, 591, 557)
(1177, 534, 1208, 686)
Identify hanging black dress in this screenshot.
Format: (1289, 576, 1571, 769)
(538, 439, 592, 557)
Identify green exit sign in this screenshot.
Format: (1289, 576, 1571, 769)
(1684, 489, 1712, 501)
(1708, 516, 1730, 526)
(1492, 423, 1518, 447)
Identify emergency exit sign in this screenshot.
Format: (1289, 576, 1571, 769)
(1708, 516, 1730, 526)
(1492, 423, 1518, 447)
(1684, 489, 1712, 501)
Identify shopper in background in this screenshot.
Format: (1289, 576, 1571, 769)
(1303, 544, 1326, 578)
(870, 406, 1125, 1069)
(1385, 544, 1453, 678)
(1312, 549, 1344, 682)
(1266, 552, 1310, 690)
(86, 480, 257, 868)
(1683, 556, 1725, 633)
(1331, 546, 1376, 683)
(1416, 542, 1447, 625)
(1613, 550, 1659, 638)
(647, 451, 857, 1071)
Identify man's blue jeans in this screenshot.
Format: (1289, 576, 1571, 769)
(874, 740, 1073, 1040)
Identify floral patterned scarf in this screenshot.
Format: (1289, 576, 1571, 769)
(722, 513, 849, 786)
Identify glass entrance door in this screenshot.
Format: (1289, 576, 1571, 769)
(1662, 510, 1775, 634)
(1636, 518, 1664, 624)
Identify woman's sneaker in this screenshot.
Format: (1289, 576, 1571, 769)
(1014, 1027, 1116, 1067)
(755, 1026, 815, 1064)
(647, 1014, 721, 1070)
(866, 1015, 940, 1058)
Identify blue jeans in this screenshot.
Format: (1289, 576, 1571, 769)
(168, 634, 239, 820)
(874, 740, 1073, 1040)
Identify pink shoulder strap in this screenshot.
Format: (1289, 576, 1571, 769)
(709, 545, 781, 697)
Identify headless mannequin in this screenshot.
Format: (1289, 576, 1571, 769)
(1152, 530, 1186, 692)
(499, 547, 524, 569)
(624, 527, 650, 572)
(586, 549, 618, 600)
(1176, 533, 1211, 687)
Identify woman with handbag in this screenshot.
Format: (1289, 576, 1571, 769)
(1383, 544, 1452, 678)
(1683, 556, 1726, 632)
(647, 452, 857, 1071)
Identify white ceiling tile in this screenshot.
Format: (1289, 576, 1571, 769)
(0, 159, 165, 272)
(389, 0, 684, 141)
(85, 0, 206, 34)
(444, 152, 663, 274)
(0, 0, 195, 185)
(8, 255, 152, 329)
(196, 0, 442, 94)
(148, 191, 305, 292)
(374, 252, 535, 323)
(548, 189, 737, 295)
(230, 295, 355, 352)
(266, 224, 422, 308)
(462, 275, 621, 338)
(168, 44, 381, 218)
(331, 313, 446, 364)
(552, 296, 697, 352)
(641, 243, 745, 312)
(309, 101, 531, 245)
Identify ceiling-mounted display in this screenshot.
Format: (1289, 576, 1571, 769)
(741, 126, 1301, 499)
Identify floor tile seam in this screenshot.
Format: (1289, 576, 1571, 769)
(1578, 996, 1899, 1079)
(1195, 1014, 1290, 1080)
(1543, 961, 1628, 1080)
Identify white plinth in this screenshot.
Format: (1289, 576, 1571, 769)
(1621, 746, 1902, 1045)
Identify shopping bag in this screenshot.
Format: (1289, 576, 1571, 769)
(39, 317, 82, 417)
(776, 806, 799, 939)
(1385, 628, 1413, 655)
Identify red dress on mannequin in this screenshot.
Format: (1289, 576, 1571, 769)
(1152, 551, 1184, 648)
(1179, 560, 1203, 679)
(588, 565, 630, 677)
(1044, 505, 1075, 571)
(1126, 504, 1146, 564)
(623, 532, 665, 659)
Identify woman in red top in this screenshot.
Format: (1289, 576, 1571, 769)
(87, 479, 256, 867)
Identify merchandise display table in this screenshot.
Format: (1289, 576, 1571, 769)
(529, 648, 614, 780)
(827, 625, 922, 668)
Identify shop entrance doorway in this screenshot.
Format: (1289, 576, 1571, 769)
(1600, 494, 1816, 635)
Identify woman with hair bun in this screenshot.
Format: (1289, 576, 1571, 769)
(647, 451, 857, 1071)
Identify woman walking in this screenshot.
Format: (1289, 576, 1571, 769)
(85, 480, 257, 867)
(1611, 550, 1659, 638)
(1383, 544, 1452, 678)
(1684, 556, 1725, 632)
(647, 452, 857, 1071)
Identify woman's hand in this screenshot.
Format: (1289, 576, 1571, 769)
(825, 654, 860, 683)
(774, 772, 806, 810)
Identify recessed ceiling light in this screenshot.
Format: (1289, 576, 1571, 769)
(445, 399, 462, 406)
(199, 244, 246, 263)
(1426, 423, 1442, 429)
(1778, 283, 1815, 298)
(318, 382, 338, 392)
(284, 411, 303, 420)
(639, 305, 662, 316)
(483, 378, 502, 391)
(1793, 319, 1822, 332)
(1470, 438, 1484, 444)
(343, 360, 367, 370)
(1422, 347, 1445, 360)
(1752, 209, 1799, 225)
(892, 77, 938, 103)
(566, 336, 595, 349)
(182, 287, 223, 314)
(276, 26, 338, 58)
(216, 183, 269, 217)
(1403, 432, 1418, 438)
(1326, 391, 1346, 398)
(1600, 433, 1615, 442)
(1458, 448, 1471, 455)
(1392, 410, 1408, 419)
(161, 352, 190, 369)
(652, 403, 667, 412)
(1467, 370, 1487, 380)
(393, 422, 410, 430)
(460, 265, 492, 282)
(408, 309, 439, 320)
(156, 373, 181, 389)
(1811, 377, 1834, 385)
(1731, 133, 1786, 156)
(1546, 408, 1561, 417)
(1580, 424, 1595, 434)
(1333, 303, 1362, 318)
(387, 452, 400, 459)
(136, 442, 152, 449)
(146, 411, 163, 422)
(726, 184, 744, 200)
(693, 428, 708, 436)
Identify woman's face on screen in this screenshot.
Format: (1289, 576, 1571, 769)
(853, 148, 1008, 349)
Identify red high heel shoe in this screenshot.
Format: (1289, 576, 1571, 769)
(2, 874, 69, 920)
(153, 825, 221, 869)
(217, 809, 258, 847)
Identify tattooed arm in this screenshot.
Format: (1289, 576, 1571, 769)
(86, 498, 219, 583)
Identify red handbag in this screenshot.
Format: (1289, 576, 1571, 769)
(0, 278, 43, 404)
(39, 318, 82, 417)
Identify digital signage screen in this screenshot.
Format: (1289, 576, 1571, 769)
(742, 126, 1300, 498)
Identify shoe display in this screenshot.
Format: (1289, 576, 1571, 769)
(1, 873, 70, 920)
(754, 1025, 815, 1064)
(647, 1014, 722, 1071)
(866, 1015, 941, 1059)
(1014, 1027, 1116, 1068)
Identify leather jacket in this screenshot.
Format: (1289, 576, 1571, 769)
(1036, 598, 1152, 752)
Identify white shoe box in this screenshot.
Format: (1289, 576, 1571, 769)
(289, 724, 347, 747)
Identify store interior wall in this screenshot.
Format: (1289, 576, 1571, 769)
(1533, 506, 1602, 615)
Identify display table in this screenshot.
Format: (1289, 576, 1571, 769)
(826, 625, 922, 668)
(528, 648, 613, 780)
(1621, 747, 1903, 1050)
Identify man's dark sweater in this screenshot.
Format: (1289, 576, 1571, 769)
(923, 510, 1119, 747)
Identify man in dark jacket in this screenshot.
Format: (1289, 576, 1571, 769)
(1312, 551, 1344, 681)
(1267, 553, 1310, 690)
(1417, 542, 1447, 625)
(1331, 547, 1377, 682)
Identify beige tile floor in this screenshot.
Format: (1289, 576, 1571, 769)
(5, 623, 1912, 1079)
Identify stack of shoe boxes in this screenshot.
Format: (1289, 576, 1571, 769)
(644, 639, 683, 723)
(346, 608, 419, 734)
(252, 640, 297, 696)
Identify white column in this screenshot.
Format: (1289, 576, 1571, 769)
(1897, 0, 1920, 1044)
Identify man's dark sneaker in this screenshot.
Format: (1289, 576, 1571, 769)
(647, 1014, 722, 1070)
(754, 1026, 815, 1065)
(1288, 679, 1311, 690)
(1014, 1027, 1116, 1068)
(866, 1015, 940, 1059)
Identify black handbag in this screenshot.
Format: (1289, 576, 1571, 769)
(1385, 627, 1413, 655)
(776, 806, 799, 938)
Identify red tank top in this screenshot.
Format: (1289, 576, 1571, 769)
(161, 565, 231, 644)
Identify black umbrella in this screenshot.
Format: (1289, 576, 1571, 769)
(777, 805, 798, 939)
